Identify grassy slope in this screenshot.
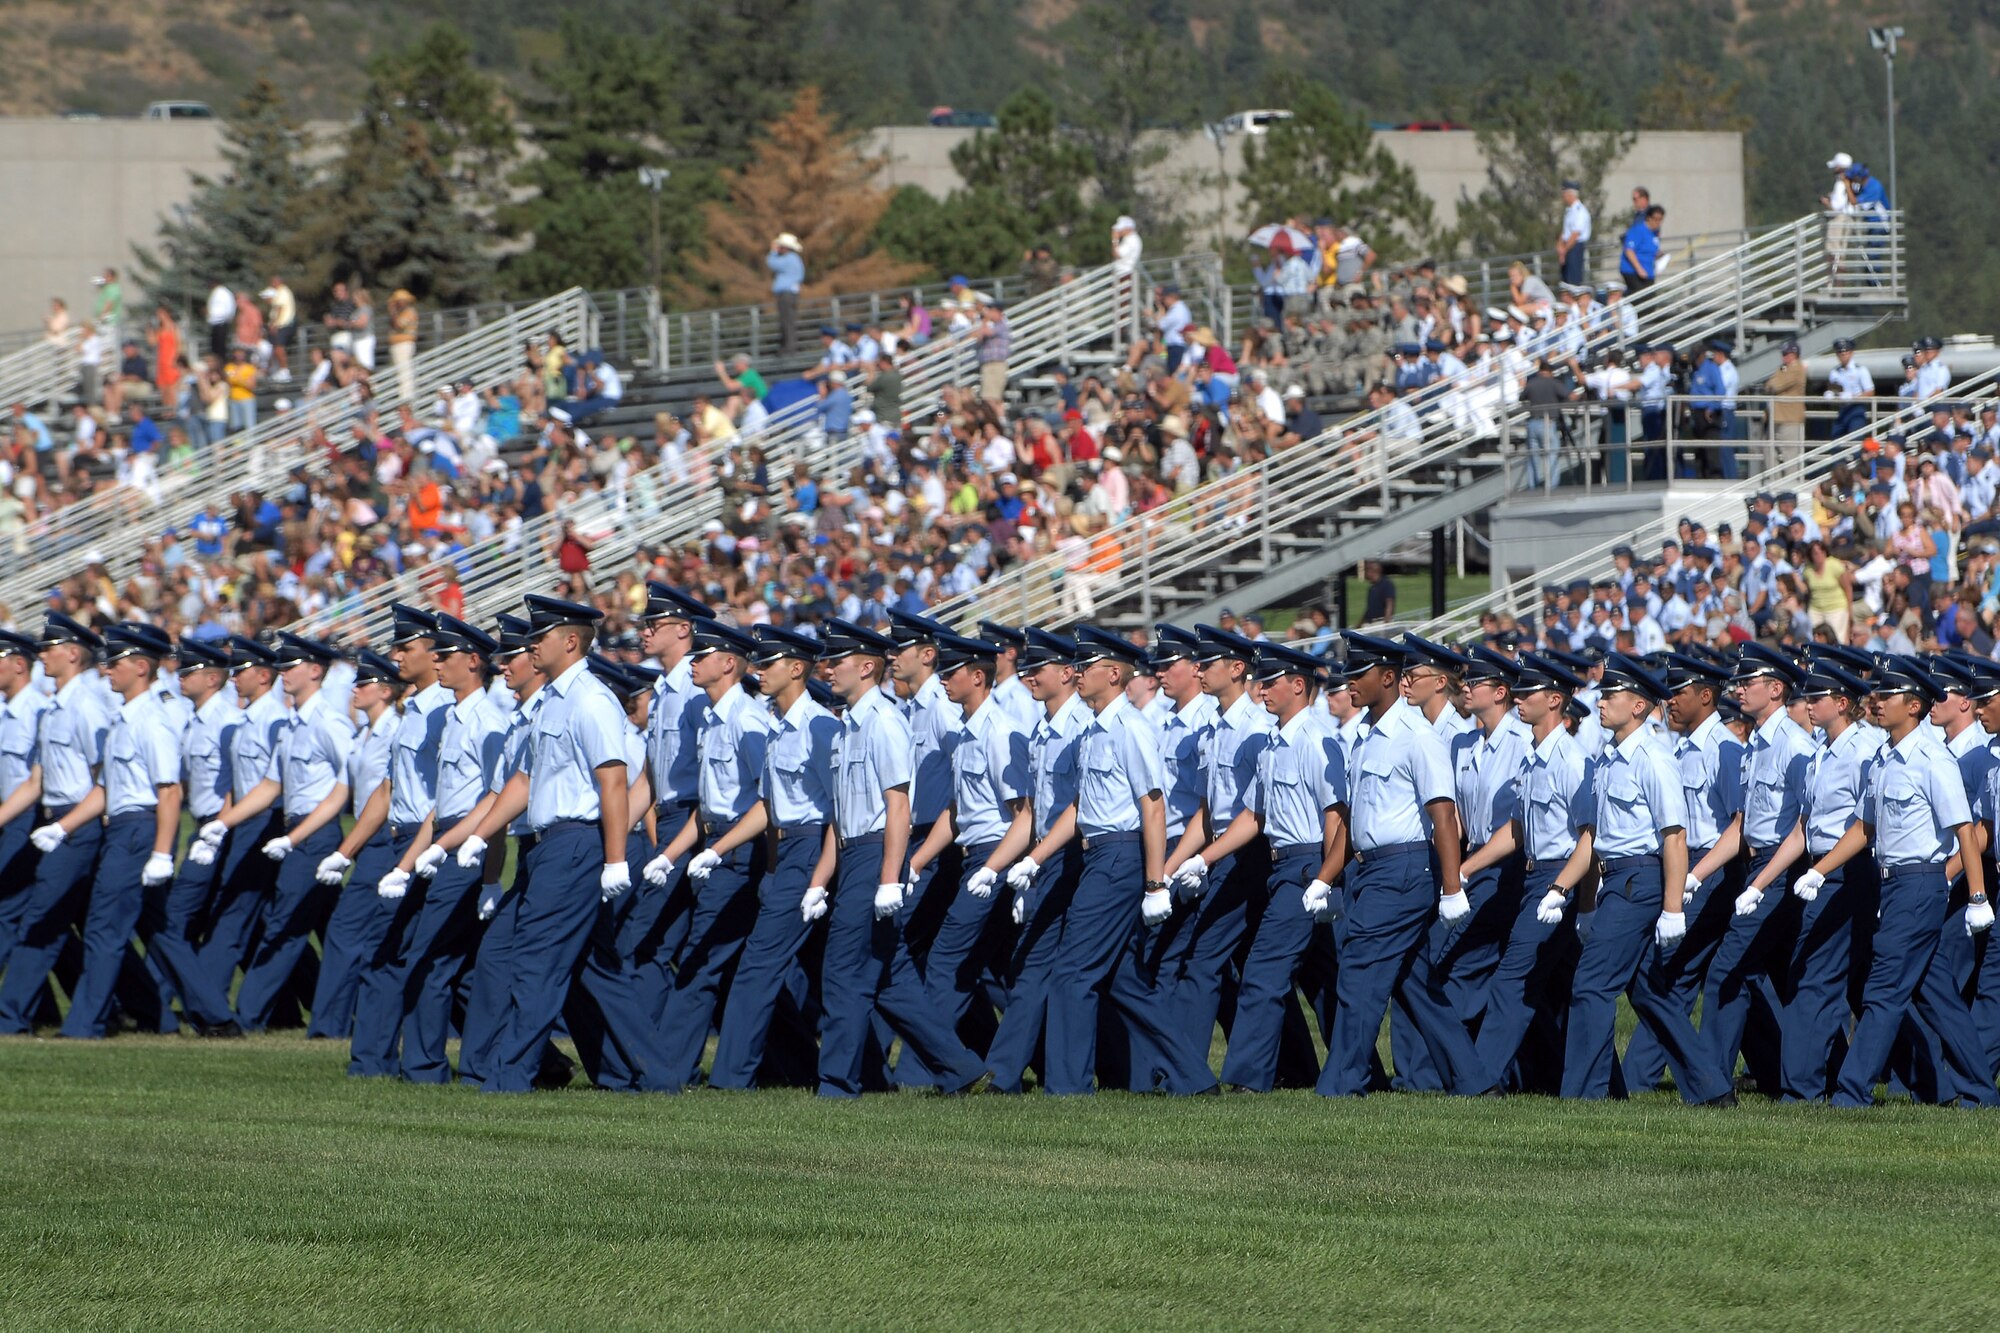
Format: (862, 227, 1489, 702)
(3, 1034, 1998, 1328)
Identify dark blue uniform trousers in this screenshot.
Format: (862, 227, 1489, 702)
(1899, 865, 2000, 1103)
(1047, 836, 1214, 1096)
(897, 840, 1009, 1088)
(234, 823, 341, 1032)
(1777, 860, 1873, 1101)
(630, 803, 699, 1019)
(1623, 845, 1737, 1092)
(568, 826, 659, 1091)
(485, 821, 607, 1093)
(1391, 857, 1521, 1091)
(1474, 862, 1576, 1092)
(457, 835, 535, 1087)
(195, 812, 283, 1010)
(985, 846, 1080, 1093)
(345, 827, 425, 1076)
(1698, 845, 1796, 1094)
(60, 813, 157, 1039)
(820, 837, 984, 1097)
(1217, 844, 1331, 1091)
(305, 828, 396, 1040)
(0, 810, 41, 981)
(148, 823, 240, 1029)
(642, 836, 766, 1092)
(0, 809, 103, 1032)
(901, 826, 962, 967)
(1161, 843, 1272, 1071)
(1560, 857, 1731, 1102)
(1320, 843, 1495, 1097)
(710, 828, 824, 1090)
(1833, 864, 1999, 1108)
(399, 859, 487, 1083)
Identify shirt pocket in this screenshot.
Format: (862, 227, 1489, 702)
(1876, 772, 1927, 842)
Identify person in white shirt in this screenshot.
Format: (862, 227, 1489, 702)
(1112, 216, 1143, 274)
(205, 282, 236, 360)
(1250, 370, 1285, 426)
(1557, 181, 1592, 286)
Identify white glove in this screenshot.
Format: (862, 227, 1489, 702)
(196, 819, 229, 847)
(1141, 888, 1174, 927)
(476, 887, 501, 921)
(965, 865, 999, 899)
(1575, 909, 1596, 943)
(873, 881, 905, 920)
(800, 884, 829, 923)
(314, 852, 351, 886)
(261, 835, 292, 861)
(1535, 889, 1567, 925)
(1169, 855, 1209, 899)
(1438, 889, 1471, 924)
(414, 844, 448, 879)
(1655, 910, 1686, 945)
(455, 835, 488, 870)
(187, 838, 218, 866)
(643, 851, 677, 886)
(1684, 870, 1703, 899)
(1011, 888, 1032, 925)
(1793, 868, 1826, 903)
(1303, 877, 1338, 921)
(1734, 886, 1764, 917)
(378, 868, 410, 900)
(142, 852, 176, 887)
(29, 823, 66, 853)
(599, 861, 632, 902)
(1967, 898, 1996, 935)
(688, 848, 723, 881)
(1006, 857, 1041, 891)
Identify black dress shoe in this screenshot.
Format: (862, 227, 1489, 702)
(197, 1020, 245, 1039)
(531, 1058, 576, 1090)
(1702, 1091, 1739, 1109)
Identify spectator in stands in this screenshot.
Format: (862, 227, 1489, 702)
(1621, 204, 1666, 293)
(975, 297, 1010, 412)
(206, 280, 235, 359)
(351, 288, 377, 371)
(769, 233, 805, 355)
(100, 340, 152, 419)
(223, 348, 258, 436)
(262, 277, 296, 383)
(894, 291, 931, 348)
(324, 282, 358, 371)
(1021, 244, 1060, 296)
(93, 267, 123, 338)
(388, 290, 419, 402)
(1556, 180, 1592, 286)
(1509, 262, 1555, 317)
(1362, 561, 1396, 624)
(1112, 217, 1143, 274)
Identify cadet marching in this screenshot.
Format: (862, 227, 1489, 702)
(3, 592, 1999, 1108)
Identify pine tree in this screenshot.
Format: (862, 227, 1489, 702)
(672, 0, 810, 169)
(1450, 72, 1635, 257)
(1238, 75, 1438, 255)
(363, 23, 516, 204)
(131, 79, 315, 319)
(681, 87, 924, 306)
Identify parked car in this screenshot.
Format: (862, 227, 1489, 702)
(143, 101, 214, 120)
(1220, 109, 1295, 135)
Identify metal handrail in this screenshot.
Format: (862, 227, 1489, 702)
(1408, 365, 2000, 640)
(0, 332, 81, 416)
(929, 212, 1866, 630)
(8, 290, 592, 613)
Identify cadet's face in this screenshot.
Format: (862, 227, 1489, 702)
(1930, 693, 1970, 725)
(1976, 694, 2000, 733)
(281, 662, 318, 698)
(641, 617, 684, 657)
(1401, 666, 1448, 706)
(352, 679, 391, 713)
(941, 662, 982, 707)
(1598, 687, 1644, 731)
(828, 654, 869, 699)
(499, 652, 535, 691)
(393, 638, 436, 681)
(890, 642, 930, 685)
(1879, 691, 1924, 729)
(1666, 684, 1704, 730)
(689, 650, 731, 689)
(1021, 661, 1066, 702)
(756, 659, 799, 697)
(107, 655, 151, 694)
(1158, 657, 1200, 701)
(1467, 679, 1509, 715)
(437, 649, 482, 692)
(1515, 687, 1557, 728)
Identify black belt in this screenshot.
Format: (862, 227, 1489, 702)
(537, 817, 595, 834)
(774, 822, 825, 842)
(1080, 830, 1141, 850)
(1601, 854, 1661, 872)
(1353, 839, 1428, 864)
(41, 802, 78, 820)
(1748, 842, 1783, 856)
(656, 799, 697, 817)
(1270, 841, 1320, 856)
(838, 831, 883, 851)
(389, 822, 422, 841)
(104, 810, 153, 827)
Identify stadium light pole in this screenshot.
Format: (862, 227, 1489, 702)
(637, 166, 672, 291)
(1868, 26, 1902, 210)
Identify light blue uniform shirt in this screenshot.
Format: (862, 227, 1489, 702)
(103, 693, 180, 817)
(0, 686, 49, 799)
(496, 689, 542, 837)
(150, 678, 193, 742)
(1586, 728, 1688, 858)
(904, 673, 956, 826)
(1742, 712, 1815, 849)
(39, 674, 112, 808)
(1140, 692, 1176, 730)
(1674, 712, 1744, 850)
(992, 675, 1038, 734)
(181, 693, 240, 820)
(345, 712, 394, 820)
(522, 658, 628, 831)
(1862, 729, 1972, 867)
(1207, 691, 1273, 826)
(646, 657, 702, 806)
(1348, 699, 1453, 852)
(1030, 694, 1092, 841)
(835, 687, 910, 840)
(1520, 726, 1591, 864)
(1158, 693, 1217, 842)
(764, 692, 838, 829)
(1431, 706, 1475, 744)
(697, 683, 771, 829)
(951, 696, 1029, 848)
(281, 690, 356, 821)
(438, 689, 510, 823)
(1452, 714, 1532, 846)
(388, 681, 452, 827)
(1251, 709, 1345, 849)
(1805, 722, 1878, 856)
(234, 689, 289, 801)
(1076, 695, 1163, 838)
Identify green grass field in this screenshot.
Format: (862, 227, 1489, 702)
(4, 1033, 1999, 1328)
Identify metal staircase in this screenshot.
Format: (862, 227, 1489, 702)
(1406, 362, 2000, 642)
(929, 212, 1905, 632)
(6, 290, 593, 616)
(0, 334, 80, 417)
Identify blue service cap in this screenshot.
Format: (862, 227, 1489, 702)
(1151, 624, 1201, 665)
(977, 620, 1026, 650)
(1730, 642, 1804, 689)
(818, 324, 838, 337)
(1598, 652, 1670, 704)
(352, 649, 401, 686)
(1610, 544, 1634, 558)
(750, 624, 819, 664)
(492, 614, 534, 658)
(1799, 661, 1868, 700)
(432, 613, 498, 658)
(388, 602, 438, 646)
(0, 629, 36, 658)
(1663, 652, 1729, 693)
(1341, 630, 1407, 675)
(271, 631, 338, 668)
(228, 634, 276, 670)
(819, 617, 897, 660)
(887, 609, 951, 647)
(1422, 338, 1445, 353)
(688, 618, 755, 660)
(1072, 625, 1148, 669)
(1873, 655, 1942, 705)
(806, 678, 841, 712)
(1513, 653, 1585, 694)
(523, 594, 604, 637)
(1925, 654, 1977, 696)
(1833, 337, 1856, 352)
(642, 581, 712, 622)
(103, 621, 173, 663)
(1192, 623, 1257, 664)
(1018, 627, 1078, 670)
(175, 637, 231, 672)
(1400, 632, 1472, 676)
(1250, 641, 1323, 684)
(1461, 645, 1518, 687)
(935, 632, 1000, 674)
(39, 611, 102, 653)
(586, 653, 639, 698)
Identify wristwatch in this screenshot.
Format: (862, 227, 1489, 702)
(1972, 892, 1990, 906)
(1145, 879, 1169, 892)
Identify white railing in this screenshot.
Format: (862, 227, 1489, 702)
(0, 333, 80, 416)
(929, 212, 1875, 630)
(1408, 364, 2000, 641)
(7, 290, 592, 616)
